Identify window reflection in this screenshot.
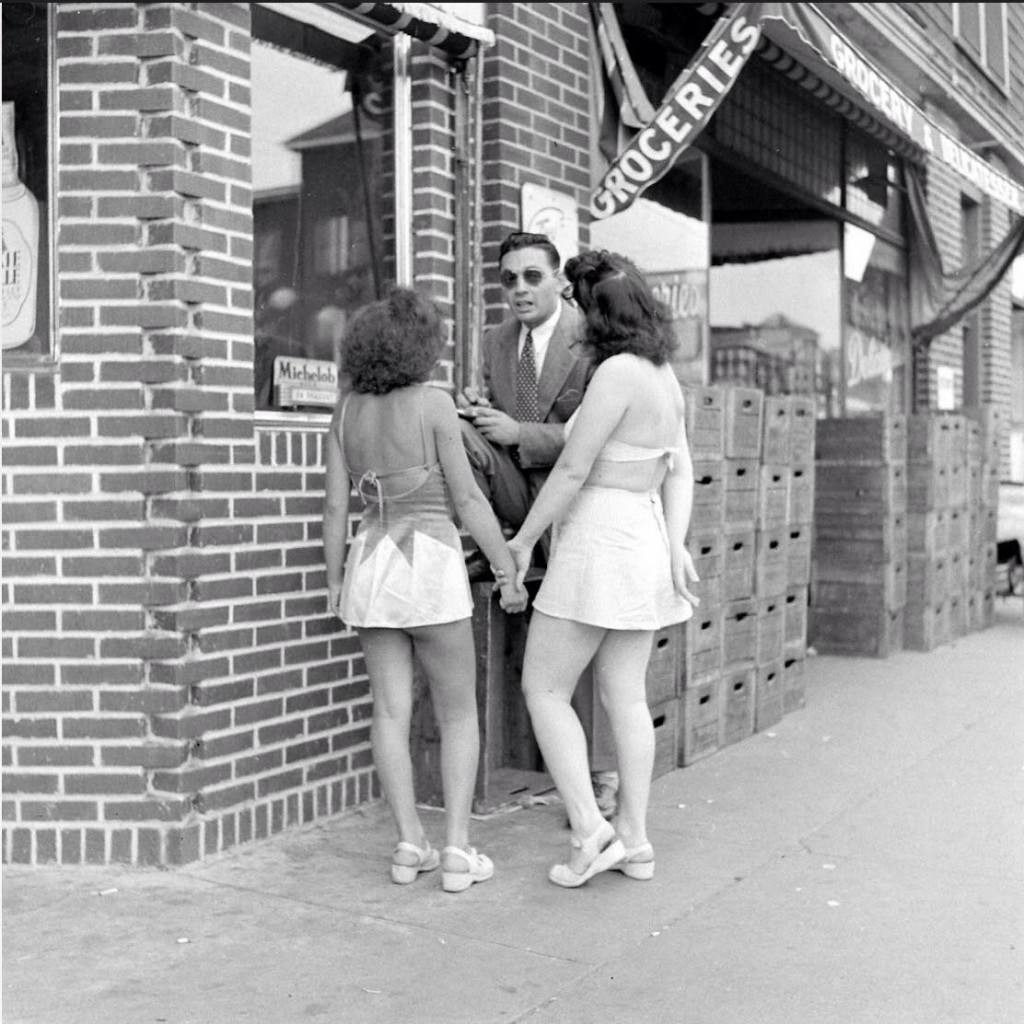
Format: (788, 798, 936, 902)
(251, 13, 393, 412)
(710, 225, 843, 417)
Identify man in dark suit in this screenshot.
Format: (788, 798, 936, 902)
(458, 231, 618, 820)
(457, 231, 591, 534)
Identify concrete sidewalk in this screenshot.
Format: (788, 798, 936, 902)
(4, 602, 1023, 1024)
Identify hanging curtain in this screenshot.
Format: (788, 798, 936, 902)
(907, 164, 1024, 348)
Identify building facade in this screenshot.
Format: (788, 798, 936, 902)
(2, 2, 1021, 866)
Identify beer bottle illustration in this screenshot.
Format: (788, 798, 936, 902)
(3, 101, 40, 348)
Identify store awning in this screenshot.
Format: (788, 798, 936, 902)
(591, 2, 1024, 218)
(757, 3, 1024, 215)
(328, 1, 494, 58)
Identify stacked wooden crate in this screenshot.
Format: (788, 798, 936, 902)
(783, 397, 816, 714)
(965, 404, 1002, 629)
(809, 415, 908, 656)
(903, 410, 1001, 650)
(675, 384, 728, 768)
(904, 414, 952, 650)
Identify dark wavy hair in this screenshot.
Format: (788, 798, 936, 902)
(563, 250, 677, 366)
(341, 287, 446, 394)
(498, 231, 560, 269)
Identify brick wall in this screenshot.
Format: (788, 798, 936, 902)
(480, 3, 591, 323)
(2, 5, 467, 866)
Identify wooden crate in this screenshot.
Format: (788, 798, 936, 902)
(787, 526, 811, 585)
(755, 594, 785, 663)
(645, 624, 682, 705)
(906, 461, 949, 510)
(903, 599, 948, 652)
(754, 526, 789, 597)
(947, 590, 968, 640)
(966, 590, 983, 632)
(964, 418, 982, 463)
(947, 548, 969, 592)
(808, 603, 904, 658)
(690, 530, 723, 582)
(788, 464, 814, 524)
(813, 534, 908, 592)
(762, 396, 791, 463)
(683, 384, 725, 457)
(906, 510, 947, 555)
(815, 461, 907, 516)
(691, 458, 725, 531)
(724, 458, 758, 527)
(754, 659, 784, 731)
(723, 527, 755, 601)
(677, 677, 721, 767)
(651, 698, 679, 780)
(980, 464, 1000, 508)
(906, 553, 948, 604)
(907, 414, 954, 466)
(718, 661, 755, 747)
(947, 463, 967, 508)
(814, 509, 907, 558)
(413, 580, 540, 810)
(722, 597, 757, 663)
(724, 386, 764, 459)
(789, 396, 816, 463)
(682, 607, 723, 688)
(981, 588, 995, 628)
(757, 465, 789, 530)
(782, 653, 806, 713)
(944, 414, 967, 463)
(963, 404, 1005, 464)
(966, 459, 982, 509)
(783, 585, 808, 646)
(815, 414, 906, 463)
(811, 563, 907, 613)
(946, 507, 967, 551)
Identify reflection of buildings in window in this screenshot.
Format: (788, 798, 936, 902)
(710, 313, 836, 411)
(253, 102, 382, 410)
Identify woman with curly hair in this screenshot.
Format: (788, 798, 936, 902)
(323, 287, 527, 892)
(508, 250, 700, 887)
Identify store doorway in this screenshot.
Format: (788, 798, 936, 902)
(708, 158, 842, 416)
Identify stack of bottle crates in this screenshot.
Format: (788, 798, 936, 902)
(904, 410, 1000, 650)
(670, 385, 814, 773)
(967, 404, 1002, 627)
(809, 415, 908, 656)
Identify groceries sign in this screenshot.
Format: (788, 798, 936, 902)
(591, 3, 761, 220)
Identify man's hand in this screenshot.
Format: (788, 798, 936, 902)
(470, 406, 521, 446)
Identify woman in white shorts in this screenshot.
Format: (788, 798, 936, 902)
(509, 250, 700, 888)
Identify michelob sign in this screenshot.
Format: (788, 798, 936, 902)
(274, 356, 338, 409)
(591, 4, 761, 220)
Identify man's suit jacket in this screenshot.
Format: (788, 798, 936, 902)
(482, 302, 592, 483)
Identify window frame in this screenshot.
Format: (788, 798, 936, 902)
(1, 1, 57, 371)
(250, 3, 413, 427)
(952, 2, 1009, 92)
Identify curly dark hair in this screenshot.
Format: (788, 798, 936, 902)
(563, 250, 677, 366)
(341, 286, 446, 394)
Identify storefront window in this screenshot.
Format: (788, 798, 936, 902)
(843, 233, 909, 416)
(251, 6, 396, 413)
(2, 1, 51, 362)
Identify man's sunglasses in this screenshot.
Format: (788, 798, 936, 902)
(500, 269, 548, 289)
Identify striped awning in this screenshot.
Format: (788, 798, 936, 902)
(328, 2, 494, 58)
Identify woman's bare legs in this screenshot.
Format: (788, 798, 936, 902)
(522, 612, 610, 867)
(409, 618, 478, 852)
(592, 629, 656, 852)
(358, 628, 425, 850)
